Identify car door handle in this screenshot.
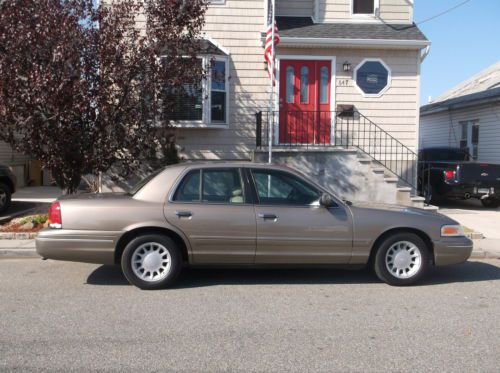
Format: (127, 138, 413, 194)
(258, 213, 278, 221)
(175, 211, 193, 218)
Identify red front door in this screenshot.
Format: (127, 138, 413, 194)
(279, 60, 331, 144)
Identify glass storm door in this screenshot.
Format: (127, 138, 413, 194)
(279, 60, 331, 144)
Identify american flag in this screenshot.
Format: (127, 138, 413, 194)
(264, 0, 280, 83)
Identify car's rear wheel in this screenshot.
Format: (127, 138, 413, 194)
(373, 232, 430, 286)
(481, 197, 500, 208)
(0, 182, 12, 214)
(121, 234, 182, 290)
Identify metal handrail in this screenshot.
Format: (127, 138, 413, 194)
(256, 110, 420, 193)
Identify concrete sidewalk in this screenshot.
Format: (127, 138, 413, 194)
(12, 186, 62, 203)
(1, 238, 498, 260)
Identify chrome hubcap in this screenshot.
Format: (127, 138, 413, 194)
(131, 242, 171, 282)
(385, 241, 422, 279)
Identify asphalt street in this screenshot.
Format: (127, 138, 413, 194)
(1, 258, 499, 372)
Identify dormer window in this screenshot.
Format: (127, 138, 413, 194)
(352, 0, 375, 15)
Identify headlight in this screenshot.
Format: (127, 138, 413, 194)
(441, 225, 465, 237)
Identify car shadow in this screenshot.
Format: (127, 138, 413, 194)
(86, 260, 500, 288)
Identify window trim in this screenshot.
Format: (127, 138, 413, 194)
(351, 0, 380, 18)
(353, 58, 391, 98)
(249, 168, 322, 207)
(170, 167, 249, 205)
(169, 55, 230, 129)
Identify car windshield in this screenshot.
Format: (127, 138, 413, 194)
(127, 169, 163, 195)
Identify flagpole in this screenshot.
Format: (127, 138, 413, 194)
(268, 0, 275, 164)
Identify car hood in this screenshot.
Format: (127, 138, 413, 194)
(349, 201, 452, 220)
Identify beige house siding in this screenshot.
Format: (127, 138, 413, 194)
(276, 0, 313, 17)
(317, 0, 413, 24)
(277, 47, 421, 150)
(420, 103, 500, 164)
(176, 0, 268, 160)
(132, 0, 421, 160)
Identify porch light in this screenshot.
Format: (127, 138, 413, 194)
(343, 62, 352, 72)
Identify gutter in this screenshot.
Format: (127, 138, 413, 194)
(420, 44, 431, 62)
(276, 36, 431, 49)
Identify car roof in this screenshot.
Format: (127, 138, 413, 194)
(170, 161, 296, 171)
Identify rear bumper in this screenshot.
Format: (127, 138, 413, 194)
(433, 236, 473, 266)
(36, 229, 120, 265)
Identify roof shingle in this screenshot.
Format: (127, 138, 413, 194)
(276, 17, 428, 42)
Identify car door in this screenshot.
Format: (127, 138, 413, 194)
(249, 168, 353, 264)
(164, 167, 256, 264)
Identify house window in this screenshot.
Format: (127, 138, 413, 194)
(211, 59, 227, 123)
(300, 66, 309, 103)
(167, 59, 204, 122)
(286, 66, 295, 103)
(165, 56, 229, 126)
(460, 120, 479, 160)
(353, 0, 375, 15)
(320, 66, 329, 104)
(354, 59, 391, 97)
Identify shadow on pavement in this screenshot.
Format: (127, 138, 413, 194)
(438, 199, 499, 212)
(0, 201, 40, 223)
(86, 260, 500, 288)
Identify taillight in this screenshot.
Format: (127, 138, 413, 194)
(444, 170, 456, 181)
(48, 202, 62, 229)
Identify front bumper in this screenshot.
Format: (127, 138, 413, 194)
(433, 236, 473, 266)
(36, 229, 119, 265)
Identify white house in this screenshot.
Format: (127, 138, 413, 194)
(420, 61, 500, 164)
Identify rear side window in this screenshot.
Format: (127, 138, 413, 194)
(174, 170, 201, 202)
(173, 168, 244, 204)
(202, 169, 244, 203)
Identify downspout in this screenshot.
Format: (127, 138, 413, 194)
(420, 45, 431, 63)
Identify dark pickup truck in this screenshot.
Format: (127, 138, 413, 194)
(418, 147, 500, 208)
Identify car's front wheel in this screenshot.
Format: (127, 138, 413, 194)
(0, 182, 12, 214)
(121, 234, 182, 290)
(373, 232, 430, 286)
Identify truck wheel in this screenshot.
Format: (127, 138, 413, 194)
(0, 182, 12, 213)
(373, 232, 431, 286)
(423, 183, 441, 205)
(121, 234, 182, 290)
(481, 197, 500, 208)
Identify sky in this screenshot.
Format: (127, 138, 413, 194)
(414, 0, 500, 105)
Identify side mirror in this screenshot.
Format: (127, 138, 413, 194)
(319, 193, 337, 208)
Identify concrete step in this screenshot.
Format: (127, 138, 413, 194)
(383, 177, 399, 184)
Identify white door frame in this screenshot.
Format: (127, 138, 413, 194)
(275, 55, 337, 145)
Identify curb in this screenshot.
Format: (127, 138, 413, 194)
(0, 248, 40, 259)
(0, 232, 38, 240)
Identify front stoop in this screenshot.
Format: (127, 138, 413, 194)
(254, 148, 438, 210)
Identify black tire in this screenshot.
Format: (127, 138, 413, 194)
(373, 232, 431, 286)
(481, 197, 500, 208)
(0, 182, 12, 214)
(121, 234, 182, 290)
(423, 183, 441, 205)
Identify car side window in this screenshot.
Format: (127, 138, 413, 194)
(251, 169, 320, 206)
(202, 169, 244, 204)
(173, 168, 245, 204)
(173, 170, 201, 202)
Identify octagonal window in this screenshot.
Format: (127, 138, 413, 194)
(355, 60, 391, 96)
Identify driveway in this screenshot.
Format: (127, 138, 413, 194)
(1, 258, 499, 372)
(438, 199, 500, 239)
